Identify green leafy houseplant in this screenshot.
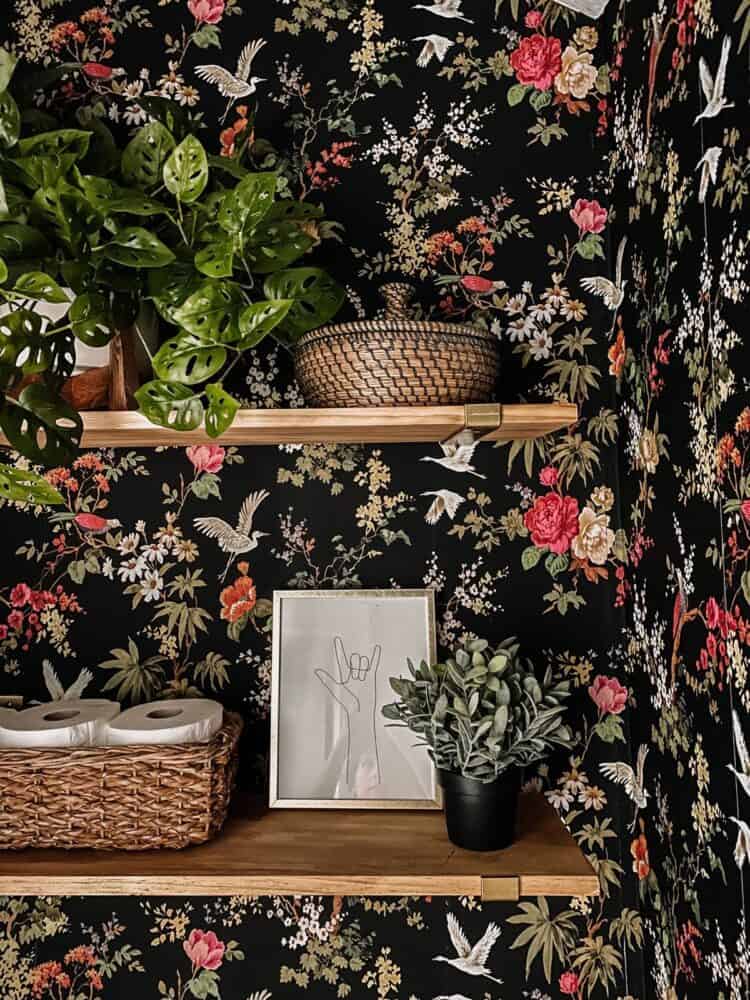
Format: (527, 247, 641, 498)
(0, 54, 344, 504)
(383, 637, 574, 781)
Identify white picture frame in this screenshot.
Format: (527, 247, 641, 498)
(269, 589, 440, 809)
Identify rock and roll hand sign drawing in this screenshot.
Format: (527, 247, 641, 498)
(315, 637, 382, 796)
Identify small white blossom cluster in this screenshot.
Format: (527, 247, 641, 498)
(718, 222, 750, 305)
(244, 345, 305, 408)
(423, 552, 505, 647)
(704, 915, 750, 1000)
(238, 649, 273, 717)
(262, 896, 340, 951)
(628, 579, 671, 710)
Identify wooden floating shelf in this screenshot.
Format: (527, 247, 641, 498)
(0, 792, 598, 899)
(0, 403, 577, 448)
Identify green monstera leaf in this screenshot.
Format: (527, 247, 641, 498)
(0, 463, 63, 505)
(205, 382, 239, 438)
(69, 292, 113, 347)
(13, 271, 69, 304)
(237, 299, 292, 349)
(218, 172, 276, 237)
(172, 281, 242, 341)
(122, 121, 176, 189)
(194, 239, 234, 278)
(0, 383, 83, 465)
(0, 222, 49, 259)
(263, 267, 345, 343)
(151, 333, 227, 385)
(0, 91, 20, 149)
(0, 50, 17, 95)
(163, 135, 209, 203)
(0, 310, 50, 375)
(147, 261, 203, 323)
(244, 220, 314, 274)
(101, 227, 175, 268)
(135, 380, 204, 431)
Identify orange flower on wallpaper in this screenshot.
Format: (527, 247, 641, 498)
(608, 327, 626, 377)
(630, 832, 650, 879)
(219, 569, 257, 622)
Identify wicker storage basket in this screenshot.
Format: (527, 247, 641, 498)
(294, 283, 500, 407)
(0, 711, 242, 850)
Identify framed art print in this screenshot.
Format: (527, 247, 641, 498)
(269, 589, 440, 809)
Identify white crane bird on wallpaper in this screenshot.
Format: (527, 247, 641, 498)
(728, 708, 750, 798)
(196, 39, 267, 123)
(193, 489, 270, 582)
(434, 914, 502, 984)
(420, 436, 485, 479)
(414, 35, 454, 67)
(43, 661, 93, 701)
(412, 0, 473, 23)
(600, 743, 649, 831)
(694, 35, 733, 125)
(421, 489, 465, 524)
(580, 235, 628, 315)
(696, 147, 722, 205)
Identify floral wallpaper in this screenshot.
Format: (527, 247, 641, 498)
(0, 0, 747, 997)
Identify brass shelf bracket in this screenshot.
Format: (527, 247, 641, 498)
(441, 403, 503, 449)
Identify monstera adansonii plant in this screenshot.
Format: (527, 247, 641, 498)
(0, 52, 344, 505)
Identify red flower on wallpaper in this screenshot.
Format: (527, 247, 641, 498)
(188, 0, 225, 24)
(569, 197, 608, 235)
(588, 675, 628, 715)
(630, 832, 650, 879)
(559, 970, 580, 995)
(608, 328, 626, 377)
(539, 465, 558, 486)
(523, 492, 579, 554)
(187, 444, 225, 475)
(183, 929, 226, 971)
(461, 275, 495, 293)
(220, 573, 257, 623)
(510, 34, 562, 91)
(82, 62, 112, 79)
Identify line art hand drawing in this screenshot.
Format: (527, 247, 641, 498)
(315, 636, 382, 795)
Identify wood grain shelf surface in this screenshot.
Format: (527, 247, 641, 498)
(0, 403, 577, 448)
(0, 792, 599, 899)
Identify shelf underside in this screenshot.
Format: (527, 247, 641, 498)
(0, 403, 577, 448)
(0, 792, 599, 899)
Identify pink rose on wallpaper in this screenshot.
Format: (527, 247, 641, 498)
(569, 198, 608, 235)
(741, 500, 750, 521)
(188, 0, 225, 24)
(539, 465, 558, 486)
(10, 583, 31, 607)
(186, 444, 225, 475)
(183, 929, 225, 971)
(705, 596, 720, 630)
(559, 970, 580, 995)
(510, 34, 562, 90)
(461, 275, 494, 293)
(7, 610, 23, 631)
(524, 493, 579, 554)
(588, 675, 628, 715)
(524, 10, 543, 28)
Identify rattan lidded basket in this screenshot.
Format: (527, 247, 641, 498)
(0, 711, 243, 850)
(294, 283, 500, 407)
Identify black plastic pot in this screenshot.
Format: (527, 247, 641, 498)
(438, 767, 521, 852)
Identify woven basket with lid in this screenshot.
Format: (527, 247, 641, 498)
(294, 283, 500, 407)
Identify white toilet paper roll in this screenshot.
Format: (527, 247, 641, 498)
(102, 698, 224, 746)
(0, 699, 121, 748)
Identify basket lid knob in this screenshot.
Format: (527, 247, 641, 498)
(380, 283, 415, 320)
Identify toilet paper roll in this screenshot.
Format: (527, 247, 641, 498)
(101, 698, 224, 746)
(0, 699, 121, 748)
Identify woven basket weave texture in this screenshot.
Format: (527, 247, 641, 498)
(294, 283, 500, 407)
(0, 712, 242, 850)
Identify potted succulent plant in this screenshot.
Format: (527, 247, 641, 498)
(0, 54, 344, 505)
(382, 637, 574, 851)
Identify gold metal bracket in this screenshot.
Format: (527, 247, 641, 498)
(440, 403, 503, 449)
(481, 875, 520, 902)
(0, 695, 23, 708)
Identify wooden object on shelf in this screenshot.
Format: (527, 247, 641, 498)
(107, 326, 140, 411)
(0, 402, 577, 448)
(0, 791, 599, 899)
